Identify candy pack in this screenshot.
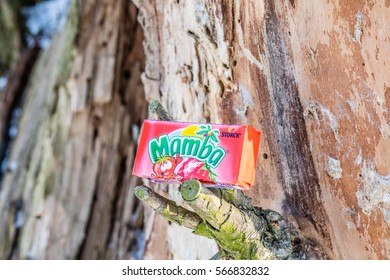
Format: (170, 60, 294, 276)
(132, 120, 261, 189)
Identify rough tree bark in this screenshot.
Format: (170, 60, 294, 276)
(0, 0, 389, 260)
(133, 0, 390, 260)
(0, 0, 147, 259)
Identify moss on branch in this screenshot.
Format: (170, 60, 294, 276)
(135, 181, 298, 260)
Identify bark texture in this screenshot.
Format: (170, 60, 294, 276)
(0, 0, 147, 259)
(133, 0, 390, 259)
(0, 0, 21, 75)
(0, 0, 389, 260)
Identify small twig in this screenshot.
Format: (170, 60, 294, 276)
(148, 100, 174, 121)
(134, 185, 202, 230)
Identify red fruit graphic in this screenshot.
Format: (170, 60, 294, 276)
(176, 158, 217, 183)
(152, 154, 183, 180)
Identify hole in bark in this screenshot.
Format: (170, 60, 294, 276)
(237, 18, 241, 23)
(263, 153, 268, 159)
(232, 60, 237, 67)
(293, 237, 301, 245)
(187, 30, 196, 36)
(86, 77, 92, 104)
(362, 63, 365, 66)
(123, 69, 131, 79)
(92, 127, 99, 150)
(204, 26, 212, 39)
(270, 220, 280, 228)
(218, 80, 225, 98)
(245, 106, 249, 116)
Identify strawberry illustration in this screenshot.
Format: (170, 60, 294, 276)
(176, 157, 217, 183)
(151, 154, 183, 180)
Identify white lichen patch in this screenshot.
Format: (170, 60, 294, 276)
(376, 95, 384, 107)
(356, 162, 390, 227)
(380, 124, 390, 140)
(326, 156, 343, 179)
(320, 106, 339, 141)
(347, 99, 359, 114)
(303, 103, 340, 141)
(354, 149, 362, 165)
(341, 207, 360, 231)
(233, 84, 254, 120)
(349, 11, 364, 45)
(234, 0, 264, 70)
(303, 102, 321, 125)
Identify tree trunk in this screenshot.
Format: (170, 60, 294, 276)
(0, 0, 147, 259)
(0, 0, 389, 260)
(133, 0, 390, 260)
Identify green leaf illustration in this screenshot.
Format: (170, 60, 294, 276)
(210, 133, 219, 143)
(156, 154, 170, 163)
(202, 162, 218, 182)
(195, 129, 208, 136)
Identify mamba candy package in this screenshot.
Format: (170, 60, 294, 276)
(132, 120, 261, 189)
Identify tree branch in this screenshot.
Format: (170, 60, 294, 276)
(135, 100, 304, 259)
(148, 100, 174, 121)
